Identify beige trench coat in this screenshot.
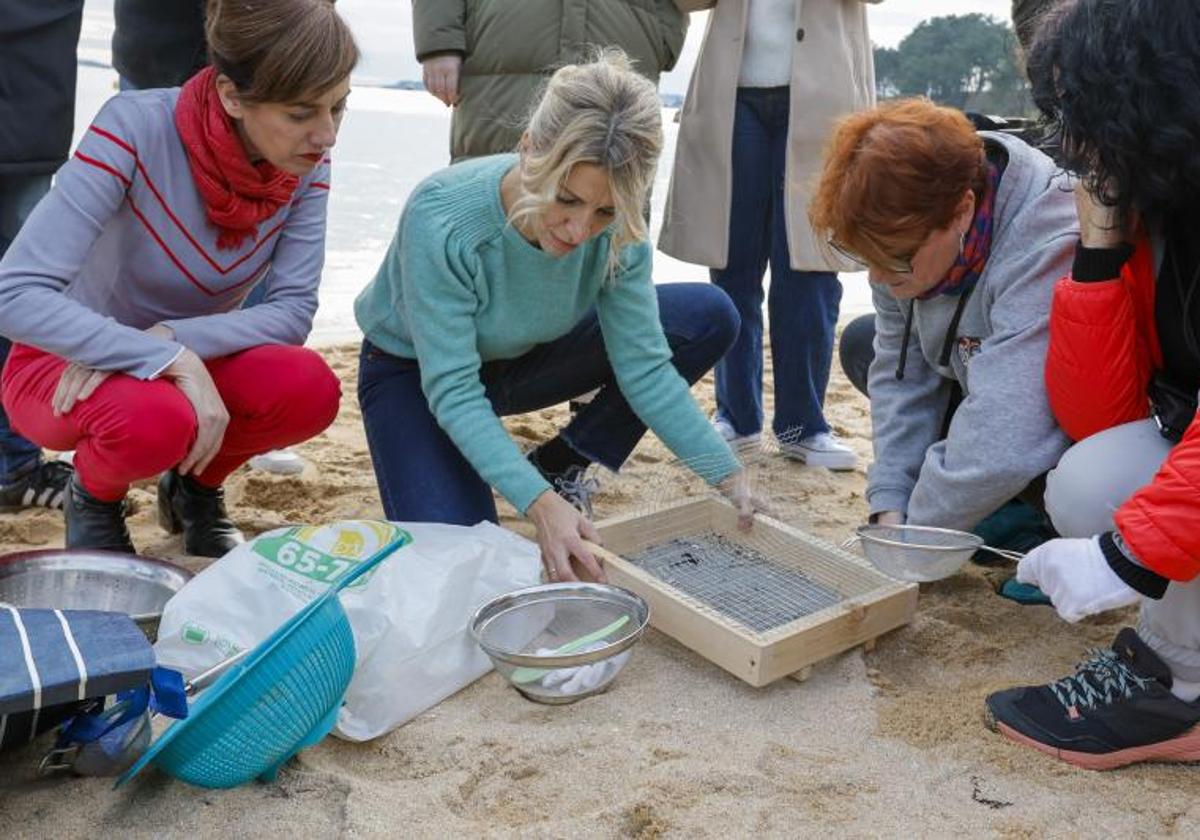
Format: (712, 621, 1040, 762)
(659, 0, 880, 271)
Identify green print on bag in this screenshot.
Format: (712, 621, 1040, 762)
(251, 521, 411, 587)
(182, 622, 209, 644)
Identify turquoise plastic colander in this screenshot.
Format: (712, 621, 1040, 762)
(116, 533, 408, 789)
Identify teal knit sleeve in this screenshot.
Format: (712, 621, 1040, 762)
(398, 194, 553, 514)
(596, 242, 741, 484)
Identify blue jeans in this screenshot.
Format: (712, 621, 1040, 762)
(0, 174, 52, 483)
(243, 278, 269, 308)
(358, 283, 739, 524)
(838, 312, 876, 398)
(712, 86, 842, 439)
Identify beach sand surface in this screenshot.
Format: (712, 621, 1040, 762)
(2, 347, 1199, 838)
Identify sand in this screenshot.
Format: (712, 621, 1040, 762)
(2, 343, 1200, 838)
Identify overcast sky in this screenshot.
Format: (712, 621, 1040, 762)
(83, 0, 1015, 95)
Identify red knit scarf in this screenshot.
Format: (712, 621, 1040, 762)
(174, 66, 299, 251)
(918, 162, 1001, 300)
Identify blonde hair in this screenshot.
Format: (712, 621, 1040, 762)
(508, 49, 662, 278)
(206, 0, 359, 103)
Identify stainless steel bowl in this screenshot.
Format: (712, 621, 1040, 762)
(470, 582, 650, 705)
(0, 549, 193, 640)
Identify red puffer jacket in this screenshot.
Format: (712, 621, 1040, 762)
(1046, 236, 1200, 581)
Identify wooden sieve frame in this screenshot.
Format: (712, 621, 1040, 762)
(593, 497, 917, 687)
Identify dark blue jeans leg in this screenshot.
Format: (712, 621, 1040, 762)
(242, 278, 269, 308)
(710, 90, 773, 438)
(0, 337, 41, 484)
(762, 89, 841, 439)
(768, 262, 842, 437)
(503, 283, 739, 469)
(838, 313, 876, 398)
(0, 174, 51, 483)
(357, 285, 739, 522)
(357, 342, 499, 524)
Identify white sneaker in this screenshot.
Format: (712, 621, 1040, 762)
(249, 448, 306, 475)
(782, 431, 858, 471)
(712, 416, 762, 449)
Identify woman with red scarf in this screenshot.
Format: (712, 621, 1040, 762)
(0, 0, 358, 556)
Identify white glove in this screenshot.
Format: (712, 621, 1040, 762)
(538, 644, 630, 694)
(1016, 536, 1141, 622)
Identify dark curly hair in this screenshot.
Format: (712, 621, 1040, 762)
(1011, 0, 1055, 56)
(1027, 0, 1200, 224)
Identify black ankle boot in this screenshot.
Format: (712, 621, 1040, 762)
(157, 470, 245, 558)
(64, 474, 135, 553)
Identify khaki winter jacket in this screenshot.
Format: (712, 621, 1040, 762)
(413, 0, 688, 161)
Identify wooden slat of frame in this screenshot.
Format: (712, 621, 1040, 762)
(758, 585, 917, 684)
(594, 498, 919, 687)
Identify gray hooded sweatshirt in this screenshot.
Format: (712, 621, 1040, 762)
(866, 132, 1077, 532)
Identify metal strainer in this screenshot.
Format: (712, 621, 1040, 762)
(842, 524, 1024, 582)
(470, 583, 649, 705)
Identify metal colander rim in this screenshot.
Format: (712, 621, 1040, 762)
(854, 523, 985, 554)
(469, 582, 650, 669)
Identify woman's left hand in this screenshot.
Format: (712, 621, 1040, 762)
(49, 325, 175, 417)
(718, 469, 767, 531)
(52, 364, 112, 416)
(528, 490, 607, 583)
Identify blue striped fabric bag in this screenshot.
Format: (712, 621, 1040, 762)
(0, 607, 154, 751)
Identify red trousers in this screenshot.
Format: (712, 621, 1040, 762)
(1, 343, 341, 501)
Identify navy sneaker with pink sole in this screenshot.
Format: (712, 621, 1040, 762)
(985, 627, 1200, 770)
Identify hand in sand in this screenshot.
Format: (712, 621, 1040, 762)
(718, 469, 767, 531)
(528, 489, 606, 583)
(163, 349, 229, 477)
(422, 54, 462, 107)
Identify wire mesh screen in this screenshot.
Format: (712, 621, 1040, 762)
(597, 434, 895, 640)
(603, 497, 885, 632)
(627, 532, 843, 633)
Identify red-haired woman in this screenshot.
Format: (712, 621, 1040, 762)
(810, 98, 1077, 538)
(0, 0, 358, 555)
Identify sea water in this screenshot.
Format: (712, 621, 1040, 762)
(72, 13, 871, 348)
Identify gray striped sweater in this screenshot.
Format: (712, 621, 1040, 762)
(0, 88, 329, 379)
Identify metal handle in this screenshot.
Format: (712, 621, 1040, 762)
(979, 545, 1026, 563)
(840, 536, 861, 551)
(185, 647, 252, 695)
(39, 744, 81, 775)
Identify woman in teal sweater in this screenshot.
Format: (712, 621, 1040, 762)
(355, 52, 752, 581)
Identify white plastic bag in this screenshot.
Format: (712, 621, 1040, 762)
(153, 519, 541, 741)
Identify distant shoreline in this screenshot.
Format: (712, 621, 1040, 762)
(76, 58, 684, 107)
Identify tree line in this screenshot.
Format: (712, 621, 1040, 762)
(874, 13, 1032, 116)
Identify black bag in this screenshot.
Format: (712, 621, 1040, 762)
(1148, 371, 1199, 443)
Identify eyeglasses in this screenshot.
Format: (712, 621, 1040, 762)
(828, 237, 915, 275)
